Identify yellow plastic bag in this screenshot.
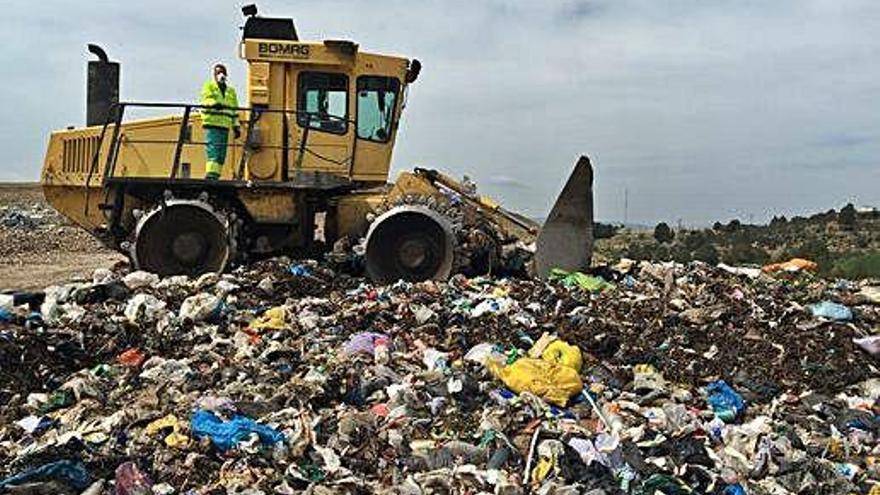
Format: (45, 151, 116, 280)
(532, 457, 555, 484)
(145, 414, 178, 435)
(250, 307, 287, 330)
(145, 414, 190, 448)
(531, 439, 565, 485)
(540, 340, 583, 372)
(489, 357, 583, 406)
(527, 334, 583, 372)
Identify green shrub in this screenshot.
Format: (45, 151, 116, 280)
(781, 239, 831, 267)
(839, 203, 857, 230)
(593, 222, 620, 240)
(723, 242, 769, 265)
(693, 244, 720, 265)
(625, 241, 653, 260)
(654, 222, 674, 243)
(830, 251, 880, 279)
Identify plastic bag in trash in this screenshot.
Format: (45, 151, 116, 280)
(124, 294, 166, 324)
(0, 459, 90, 491)
(705, 380, 746, 422)
(191, 409, 284, 451)
(423, 348, 450, 371)
(540, 340, 583, 372)
(0, 293, 14, 311)
(861, 286, 880, 304)
(179, 293, 222, 322)
(809, 301, 853, 321)
(0, 307, 14, 322)
(250, 306, 287, 330)
(632, 364, 667, 394)
(722, 483, 746, 495)
(464, 342, 499, 365)
(289, 264, 310, 276)
(342, 332, 391, 356)
(145, 414, 190, 448)
(116, 348, 146, 367)
(14, 414, 54, 435)
(637, 474, 692, 494)
(854, 336, 880, 357)
(488, 357, 583, 406)
(122, 270, 160, 289)
(114, 461, 153, 495)
(549, 268, 613, 293)
(761, 257, 817, 273)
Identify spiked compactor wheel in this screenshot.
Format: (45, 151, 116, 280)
(365, 205, 455, 283)
(133, 200, 232, 276)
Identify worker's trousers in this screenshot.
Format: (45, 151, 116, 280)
(204, 126, 229, 179)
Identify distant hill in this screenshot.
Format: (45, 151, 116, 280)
(594, 204, 880, 279)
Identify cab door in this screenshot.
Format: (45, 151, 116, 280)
(351, 75, 401, 182)
(288, 69, 354, 180)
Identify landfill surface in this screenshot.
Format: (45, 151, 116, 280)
(1, 257, 880, 494)
(0, 184, 124, 290)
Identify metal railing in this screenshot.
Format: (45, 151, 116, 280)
(84, 101, 357, 189)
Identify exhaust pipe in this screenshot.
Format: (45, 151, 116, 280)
(86, 44, 120, 126)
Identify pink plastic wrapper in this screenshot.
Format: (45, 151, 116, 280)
(342, 332, 391, 356)
(115, 462, 153, 495)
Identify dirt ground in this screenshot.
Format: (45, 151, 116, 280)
(0, 183, 125, 290)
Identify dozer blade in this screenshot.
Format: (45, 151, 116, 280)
(533, 156, 594, 278)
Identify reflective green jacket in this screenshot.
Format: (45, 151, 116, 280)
(199, 79, 240, 129)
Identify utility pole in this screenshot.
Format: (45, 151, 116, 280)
(623, 187, 629, 226)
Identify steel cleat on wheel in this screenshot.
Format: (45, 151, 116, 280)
(131, 199, 234, 277)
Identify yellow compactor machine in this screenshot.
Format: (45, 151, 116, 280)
(41, 6, 594, 282)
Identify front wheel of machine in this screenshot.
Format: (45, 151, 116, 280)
(134, 202, 231, 277)
(365, 206, 455, 284)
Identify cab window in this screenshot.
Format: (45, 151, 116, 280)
(297, 72, 348, 135)
(356, 76, 400, 143)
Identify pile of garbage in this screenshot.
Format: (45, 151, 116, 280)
(1, 257, 879, 494)
(0, 204, 59, 230)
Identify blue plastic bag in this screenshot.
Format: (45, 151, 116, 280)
(705, 380, 746, 422)
(191, 409, 284, 451)
(289, 264, 310, 276)
(810, 301, 853, 321)
(722, 483, 746, 495)
(0, 459, 90, 491)
(0, 307, 14, 322)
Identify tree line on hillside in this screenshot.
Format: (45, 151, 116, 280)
(606, 204, 880, 279)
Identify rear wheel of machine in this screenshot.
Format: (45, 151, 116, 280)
(365, 207, 454, 284)
(135, 204, 230, 276)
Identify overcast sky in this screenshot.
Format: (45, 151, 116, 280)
(2, 0, 878, 225)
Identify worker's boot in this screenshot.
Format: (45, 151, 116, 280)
(205, 161, 222, 180)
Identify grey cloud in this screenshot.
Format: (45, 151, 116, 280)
(556, 0, 608, 24)
(484, 175, 531, 190)
(814, 133, 875, 148)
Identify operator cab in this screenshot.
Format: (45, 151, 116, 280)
(237, 7, 421, 185)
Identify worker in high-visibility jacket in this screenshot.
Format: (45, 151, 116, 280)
(199, 63, 240, 179)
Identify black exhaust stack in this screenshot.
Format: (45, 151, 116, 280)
(86, 44, 120, 126)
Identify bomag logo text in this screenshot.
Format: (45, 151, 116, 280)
(258, 43, 310, 59)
